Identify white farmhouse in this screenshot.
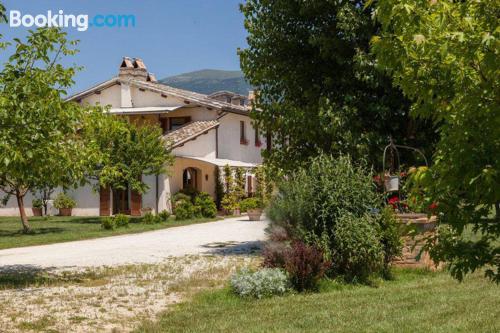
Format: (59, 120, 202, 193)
(0, 58, 266, 216)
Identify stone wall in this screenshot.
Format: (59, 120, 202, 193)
(392, 213, 440, 270)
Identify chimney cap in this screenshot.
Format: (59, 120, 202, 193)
(119, 56, 148, 81)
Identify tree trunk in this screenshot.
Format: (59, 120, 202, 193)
(16, 191, 31, 233)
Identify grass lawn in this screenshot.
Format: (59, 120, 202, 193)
(0, 215, 220, 250)
(136, 269, 500, 333)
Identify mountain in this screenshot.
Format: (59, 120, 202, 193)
(159, 69, 252, 96)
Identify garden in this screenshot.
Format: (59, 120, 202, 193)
(136, 154, 499, 332)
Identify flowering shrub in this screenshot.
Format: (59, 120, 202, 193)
(230, 268, 290, 298)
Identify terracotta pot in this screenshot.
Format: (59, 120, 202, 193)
(247, 208, 263, 221)
(59, 208, 72, 216)
(32, 207, 43, 217)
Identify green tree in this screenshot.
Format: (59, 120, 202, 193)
(239, 0, 434, 172)
(0, 28, 91, 232)
(234, 167, 246, 201)
(372, 0, 499, 281)
(83, 114, 173, 194)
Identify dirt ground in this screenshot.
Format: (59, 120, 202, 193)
(0, 254, 260, 332)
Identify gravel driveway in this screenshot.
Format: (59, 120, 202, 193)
(0, 216, 268, 270)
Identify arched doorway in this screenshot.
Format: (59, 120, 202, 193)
(183, 167, 201, 191)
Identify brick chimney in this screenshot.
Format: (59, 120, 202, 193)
(119, 57, 148, 81)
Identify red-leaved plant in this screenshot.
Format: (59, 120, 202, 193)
(263, 240, 331, 292)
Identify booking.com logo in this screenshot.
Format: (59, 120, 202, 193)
(9, 10, 136, 32)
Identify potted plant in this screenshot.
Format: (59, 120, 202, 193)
(240, 197, 264, 221)
(32, 198, 43, 217)
(53, 193, 76, 216)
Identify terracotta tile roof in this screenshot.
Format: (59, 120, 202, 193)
(163, 120, 219, 148)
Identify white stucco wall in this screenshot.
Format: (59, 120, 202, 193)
(81, 84, 121, 108)
(173, 129, 217, 159)
(217, 112, 265, 164)
(142, 174, 157, 212)
(0, 182, 99, 217)
(67, 182, 100, 216)
(0, 190, 37, 216)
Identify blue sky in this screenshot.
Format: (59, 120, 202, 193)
(0, 0, 248, 94)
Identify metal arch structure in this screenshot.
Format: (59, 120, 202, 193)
(382, 138, 429, 210)
(382, 138, 428, 175)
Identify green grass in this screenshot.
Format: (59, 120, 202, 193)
(0, 215, 220, 250)
(136, 269, 500, 333)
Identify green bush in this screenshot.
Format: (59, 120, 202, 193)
(158, 210, 171, 222)
(101, 217, 116, 230)
(53, 193, 76, 209)
(194, 192, 217, 218)
(32, 198, 43, 209)
(101, 214, 130, 230)
(332, 213, 384, 282)
(175, 200, 195, 220)
(114, 214, 130, 228)
(172, 192, 192, 205)
(141, 212, 162, 224)
(377, 207, 403, 278)
(268, 154, 398, 281)
(240, 197, 264, 212)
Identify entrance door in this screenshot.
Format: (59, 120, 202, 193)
(183, 167, 200, 191)
(112, 187, 130, 215)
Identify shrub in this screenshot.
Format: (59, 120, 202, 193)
(179, 187, 199, 200)
(114, 214, 130, 228)
(230, 268, 290, 298)
(142, 212, 162, 224)
(175, 200, 195, 220)
(332, 213, 384, 282)
(172, 192, 192, 205)
(267, 225, 290, 242)
(158, 210, 171, 222)
(193, 192, 217, 218)
(32, 198, 43, 209)
(53, 193, 76, 209)
(262, 241, 289, 269)
(268, 154, 396, 281)
(285, 241, 331, 291)
(221, 193, 238, 213)
(377, 207, 403, 278)
(101, 217, 116, 230)
(240, 197, 264, 212)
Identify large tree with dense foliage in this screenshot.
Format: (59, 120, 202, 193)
(239, 0, 434, 172)
(0, 28, 92, 232)
(83, 114, 173, 194)
(372, 0, 499, 281)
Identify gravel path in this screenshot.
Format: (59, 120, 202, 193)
(0, 216, 268, 270)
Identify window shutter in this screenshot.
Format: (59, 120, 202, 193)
(247, 175, 253, 195)
(130, 191, 142, 216)
(99, 186, 111, 216)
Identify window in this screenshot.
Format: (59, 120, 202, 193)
(254, 125, 261, 147)
(240, 121, 248, 145)
(169, 117, 191, 131)
(240, 99, 245, 106)
(226, 96, 232, 103)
